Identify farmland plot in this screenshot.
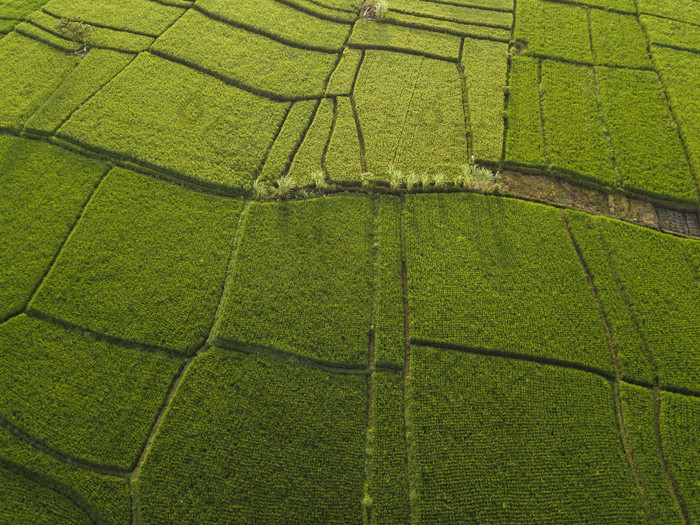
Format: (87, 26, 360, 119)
(0, 315, 181, 470)
(29, 168, 242, 354)
(57, 53, 289, 190)
(214, 197, 375, 365)
(408, 346, 645, 523)
(405, 193, 611, 373)
(355, 51, 468, 179)
(0, 425, 130, 525)
(137, 349, 366, 523)
(567, 211, 700, 392)
(0, 137, 108, 322)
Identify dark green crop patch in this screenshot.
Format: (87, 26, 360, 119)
(0, 137, 107, 322)
(0, 426, 131, 525)
(137, 349, 367, 523)
(408, 346, 645, 523)
(661, 392, 700, 522)
(0, 315, 182, 471)
(215, 197, 375, 365)
(29, 168, 243, 354)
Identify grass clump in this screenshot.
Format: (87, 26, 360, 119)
(275, 174, 296, 199)
(461, 164, 501, 193)
(358, 0, 388, 21)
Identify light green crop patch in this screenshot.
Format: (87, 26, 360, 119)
(287, 98, 334, 185)
(541, 60, 616, 186)
(215, 197, 375, 365)
(597, 66, 697, 204)
(259, 99, 318, 183)
(350, 20, 462, 61)
(554, 0, 635, 13)
(197, 0, 351, 51)
(569, 213, 700, 392)
(405, 193, 612, 373)
(326, 48, 363, 97)
(653, 46, 700, 181)
(462, 38, 508, 163)
(589, 11, 651, 69)
(279, 0, 356, 22)
(152, 10, 338, 99)
(504, 56, 546, 168)
(0, 426, 131, 525)
(514, 0, 591, 63)
(388, 0, 513, 28)
(58, 53, 289, 189)
(0, 136, 108, 322)
(620, 384, 684, 524)
(29, 168, 243, 354)
(42, 0, 185, 35)
(387, 12, 512, 40)
(0, 33, 78, 130)
(326, 96, 363, 182)
(356, 51, 467, 180)
(661, 393, 700, 522)
(643, 15, 700, 52)
(137, 349, 366, 523)
(408, 347, 646, 523)
(25, 10, 154, 52)
(24, 49, 134, 135)
(0, 467, 92, 525)
(0, 315, 182, 471)
(367, 372, 410, 523)
(0, 0, 51, 18)
(638, 0, 700, 26)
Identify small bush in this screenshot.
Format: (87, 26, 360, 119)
(387, 163, 404, 190)
(275, 175, 296, 199)
(311, 170, 328, 190)
(252, 180, 269, 201)
(55, 18, 93, 56)
(358, 0, 389, 21)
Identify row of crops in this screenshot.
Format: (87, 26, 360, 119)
(1, 137, 697, 522)
(2, 0, 697, 206)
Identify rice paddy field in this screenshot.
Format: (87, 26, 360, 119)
(0, 0, 698, 522)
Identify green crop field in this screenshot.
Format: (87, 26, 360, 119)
(0, 0, 698, 522)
